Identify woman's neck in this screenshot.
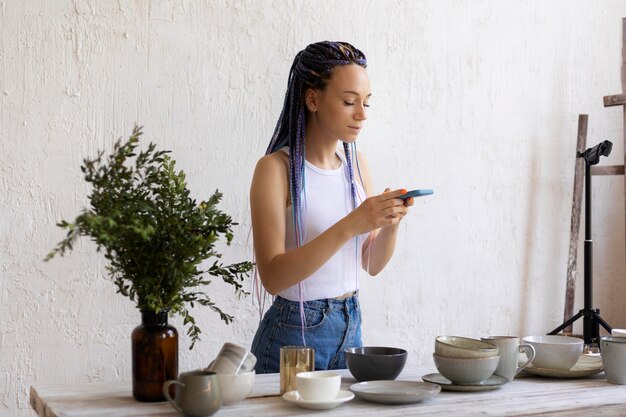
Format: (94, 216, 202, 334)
(304, 115, 341, 170)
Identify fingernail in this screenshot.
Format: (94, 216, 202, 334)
(401, 188, 407, 194)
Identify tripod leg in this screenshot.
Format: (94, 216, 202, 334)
(594, 312, 613, 333)
(548, 311, 583, 335)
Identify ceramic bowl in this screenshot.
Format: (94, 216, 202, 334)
(344, 346, 407, 382)
(522, 335, 583, 370)
(296, 371, 341, 401)
(435, 336, 499, 359)
(215, 370, 255, 405)
(432, 353, 500, 384)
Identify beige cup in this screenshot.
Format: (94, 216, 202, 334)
(207, 342, 257, 375)
(163, 370, 222, 417)
(481, 336, 535, 382)
(280, 346, 315, 394)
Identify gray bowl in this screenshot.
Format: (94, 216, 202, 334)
(344, 346, 407, 382)
(433, 353, 499, 384)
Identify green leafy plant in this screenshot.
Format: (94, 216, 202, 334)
(46, 126, 254, 349)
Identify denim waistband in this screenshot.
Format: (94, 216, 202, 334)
(275, 292, 359, 311)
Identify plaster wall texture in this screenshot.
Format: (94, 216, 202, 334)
(2, 1, 626, 415)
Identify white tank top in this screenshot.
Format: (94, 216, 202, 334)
(278, 146, 368, 301)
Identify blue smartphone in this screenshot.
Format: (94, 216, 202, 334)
(399, 189, 434, 199)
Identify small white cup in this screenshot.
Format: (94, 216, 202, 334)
(207, 342, 257, 375)
(600, 336, 626, 385)
(296, 371, 341, 401)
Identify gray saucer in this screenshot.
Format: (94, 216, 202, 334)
(350, 380, 441, 404)
(421, 373, 508, 392)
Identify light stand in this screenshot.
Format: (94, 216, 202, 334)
(549, 140, 614, 346)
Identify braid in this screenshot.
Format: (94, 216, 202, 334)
(343, 142, 362, 293)
(343, 142, 358, 209)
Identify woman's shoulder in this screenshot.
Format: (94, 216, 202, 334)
(342, 147, 372, 196)
(252, 150, 290, 206)
(253, 150, 289, 186)
(355, 148, 368, 164)
(256, 149, 289, 170)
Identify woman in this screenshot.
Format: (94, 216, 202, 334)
(250, 41, 414, 373)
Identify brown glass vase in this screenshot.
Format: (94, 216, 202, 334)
(132, 310, 178, 402)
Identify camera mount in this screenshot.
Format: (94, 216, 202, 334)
(549, 141, 614, 345)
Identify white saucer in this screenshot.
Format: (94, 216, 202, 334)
(521, 354, 603, 378)
(282, 389, 354, 410)
(350, 380, 441, 404)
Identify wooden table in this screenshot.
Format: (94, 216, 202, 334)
(30, 365, 626, 416)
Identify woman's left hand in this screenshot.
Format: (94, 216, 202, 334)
(382, 188, 413, 223)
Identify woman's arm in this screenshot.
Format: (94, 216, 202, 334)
(356, 151, 413, 276)
(250, 152, 408, 294)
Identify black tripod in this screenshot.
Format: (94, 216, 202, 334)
(549, 140, 614, 345)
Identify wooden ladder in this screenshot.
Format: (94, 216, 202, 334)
(562, 17, 626, 333)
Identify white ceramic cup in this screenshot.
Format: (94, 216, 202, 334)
(481, 336, 536, 382)
(207, 342, 257, 375)
(296, 371, 341, 401)
(600, 336, 626, 385)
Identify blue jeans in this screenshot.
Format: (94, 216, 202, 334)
(250, 293, 362, 373)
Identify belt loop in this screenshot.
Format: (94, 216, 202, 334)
(275, 296, 290, 312)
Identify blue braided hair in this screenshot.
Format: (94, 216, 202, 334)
(264, 41, 367, 343)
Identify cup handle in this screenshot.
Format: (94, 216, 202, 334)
(515, 344, 536, 375)
(163, 380, 185, 414)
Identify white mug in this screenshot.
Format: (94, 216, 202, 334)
(600, 336, 626, 385)
(481, 336, 535, 382)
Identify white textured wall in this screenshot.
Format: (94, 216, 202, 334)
(2, 1, 626, 415)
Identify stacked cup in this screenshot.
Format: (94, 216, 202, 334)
(433, 336, 500, 384)
(206, 343, 257, 405)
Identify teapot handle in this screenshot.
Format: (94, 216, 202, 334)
(163, 380, 185, 414)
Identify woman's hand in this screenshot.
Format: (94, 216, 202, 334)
(344, 188, 413, 236)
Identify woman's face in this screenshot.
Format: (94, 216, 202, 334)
(307, 64, 371, 143)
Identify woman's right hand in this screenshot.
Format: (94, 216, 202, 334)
(344, 188, 410, 236)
